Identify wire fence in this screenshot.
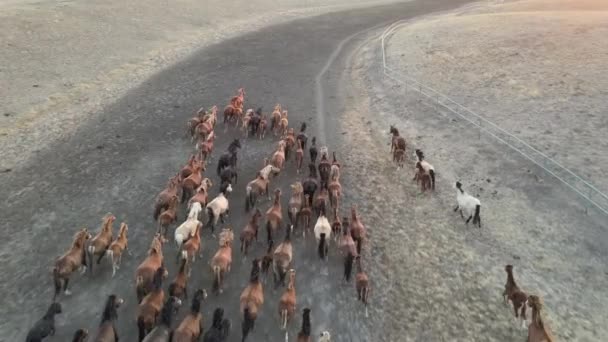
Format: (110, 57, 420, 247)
(380, 21, 608, 217)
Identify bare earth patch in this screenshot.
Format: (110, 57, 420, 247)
(334, 1, 608, 340)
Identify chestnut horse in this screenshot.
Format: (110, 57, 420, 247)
(327, 173, 341, 212)
(87, 213, 115, 274)
(270, 140, 286, 172)
(245, 172, 270, 212)
(240, 209, 262, 255)
(265, 189, 283, 246)
(355, 256, 371, 317)
(106, 222, 129, 278)
(137, 267, 168, 341)
(299, 194, 313, 238)
(188, 178, 213, 210)
(153, 174, 182, 221)
(527, 295, 555, 341)
(278, 269, 297, 342)
(210, 227, 235, 294)
(173, 289, 208, 342)
(157, 194, 179, 240)
(279, 111, 289, 138)
(53, 228, 91, 300)
(198, 131, 216, 162)
(169, 257, 190, 301)
(273, 225, 293, 289)
(194, 106, 218, 142)
(317, 150, 331, 190)
(181, 157, 205, 203)
(93, 294, 124, 342)
(270, 104, 282, 135)
(503, 265, 528, 328)
(284, 128, 296, 161)
(350, 205, 366, 256)
(135, 234, 167, 303)
(389, 125, 406, 155)
(240, 259, 264, 342)
(288, 182, 303, 231)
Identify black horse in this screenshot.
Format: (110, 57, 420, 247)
(203, 307, 231, 342)
(26, 302, 62, 342)
(318, 152, 331, 190)
(217, 138, 242, 176)
(302, 163, 319, 207)
(309, 137, 318, 164)
(248, 107, 263, 137)
(220, 165, 238, 185)
(296, 122, 308, 152)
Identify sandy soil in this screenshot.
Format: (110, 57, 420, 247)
(334, 1, 608, 340)
(383, 0, 608, 193)
(0, 0, 403, 172)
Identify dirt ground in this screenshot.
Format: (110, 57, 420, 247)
(0, 0, 403, 172)
(330, 1, 608, 340)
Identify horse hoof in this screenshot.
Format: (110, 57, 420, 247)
(64, 290, 72, 296)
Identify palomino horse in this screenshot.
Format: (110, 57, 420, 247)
(134, 234, 167, 303)
(270, 140, 287, 172)
(283, 128, 296, 161)
(240, 209, 263, 256)
(265, 189, 283, 246)
(245, 172, 270, 212)
(296, 308, 312, 342)
(153, 174, 182, 221)
(278, 269, 297, 342)
(350, 205, 366, 255)
(355, 256, 371, 317)
(53, 228, 91, 300)
(503, 265, 528, 328)
(210, 227, 235, 294)
(273, 225, 294, 289)
(206, 184, 233, 234)
(92, 294, 124, 342)
(188, 178, 213, 210)
(140, 296, 182, 342)
(270, 104, 282, 135)
(106, 222, 129, 278)
(527, 295, 555, 341)
(137, 267, 169, 341)
(288, 182, 303, 231)
(173, 289, 208, 342)
(87, 213, 116, 274)
(202, 307, 231, 342)
(240, 259, 264, 342)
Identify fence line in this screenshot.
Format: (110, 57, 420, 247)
(379, 22, 608, 217)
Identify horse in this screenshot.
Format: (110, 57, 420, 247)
(87, 213, 115, 274)
(220, 165, 238, 186)
(245, 172, 270, 212)
(240, 209, 262, 255)
(288, 182, 303, 231)
(180, 155, 198, 180)
(106, 222, 129, 278)
(270, 104, 282, 135)
(265, 189, 283, 246)
(134, 234, 167, 303)
(527, 295, 555, 341)
(339, 217, 357, 258)
(52, 228, 91, 301)
(309, 137, 318, 164)
(169, 257, 190, 301)
(240, 259, 264, 342)
(157, 194, 179, 240)
(153, 174, 182, 221)
(261, 240, 274, 285)
(175, 202, 203, 249)
(187, 106, 207, 137)
(295, 140, 304, 174)
(296, 122, 308, 152)
(181, 157, 206, 203)
(350, 205, 366, 255)
(317, 149, 331, 190)
(259, 158, 281, 180)
(314, 207, 331, 262)
(327, 174, 341, 212)
(25, 302, 62, 342)
(283, 128, 296, 161)
(72, 329, 89, 342)
(137, 267, 170, 341)
(355, 256, 371, 317)
(258, 114, 268, 140)
(194, 106, 218, 143)
(270, 140, 286, 172)
(273, 225, 293, 289)
(241, 109, 254, 136)
(299, 194, 313, 238)
(173, 289, 208, 342)
(388, 125, 406, 155)
(140, 296, 182, 342)
(453, 181, 481, 228)
(302, 164, 319, 208)
(202, 307, 231, 342)
(247, 107, 263, 138)
(206, 184, 233, 234)
(92, 294, 124, 342)
(278, 111, 289, 138)
(413, 149, 435, 190)
(188, 178, 213, 210)
(313, 187, 329, 220)
(217, 139, 242, 176)
(278, 269, 297, 342)
(210, 227, 235, 294)
(503, 265, 528, 328)
(180, 223, 202, 274)
(223, 102, 243, 128)
(343, 251, 355, 284)
(198, 131, 216, 161)
(393, 147, 406, 169)
(296, 308, 312, 342)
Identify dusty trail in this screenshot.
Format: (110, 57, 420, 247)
(0, 1, 475, 341)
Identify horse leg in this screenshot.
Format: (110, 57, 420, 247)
(453, 205, 459, 212)
(63, 277, 71, 296)
(96, 250, 106, 265)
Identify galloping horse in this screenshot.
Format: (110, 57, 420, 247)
(53, 228, 91, 300)
(389, 125, 407, 166)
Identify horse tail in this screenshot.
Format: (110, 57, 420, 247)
(266, 221, 273, 245)
(137, 315, 146, 342)
(207, 207, 214, 226)
(344, 252, 354, 282)
(429, 169, 436, 190)
(245, 186, 254, 212)
(355, 237, 363, 256)
(106, 249, 114, 265)
(216, 161, 222, 176)
(473, 204, 481, 228)
(153, 203, 162, 221)
(318, 233, 327, 260)
(87, 245, 95, 273)
(136, 276, 145, 303)
(52, 267, 62, 301)
(242, 307, 255, 342)
(212, 265, 221, 294)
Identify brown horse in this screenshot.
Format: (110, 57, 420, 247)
(87, 213, 115, 274)
(414, 162, 432, 192)
(245, 172, 270, 212)
(181, 157, 206, 203)
(355, 256, 371, 317)
(194, 106, 217, 142)
(270, 104, 282, 135)
(328, 174, 342, 212)
(299, 194, 313, 238)
(273, 225, 293, 289)
(313, 187, 329, 220)
(240, 259, 264, 342)
(284, 127, 296, 161)
(180, 155, 197, 180)
(137, 267, 168, 341)
(389, 125, 406, 155)
(135, 234, 167, 303)
(339, 217, 357, 257)
(173, 289, 208, 342)
(169, 257, 190, 301)
(153, 174, 182, 221)
(270, 140, 286, 172)
(279, 111, 289, 138)
(188, 178, 213, 210)
(240, 209, 263, 255)
(93, 294, 124, 342)
(198, 131, 216, 162)
(288, 182, 303, 231)
(265, 189, 283, 246)
(180, 223, 202, 269)
(393, 148, 406, 169)
(107, 222, 129, 278)
(331, 209, 342, 243)
(527, 295, 555, 341)
(187, 106, 207, 136)
(157, 194, 179, 241)
(278, 269, 297, 341)
(350, 205, 366, 255)
(503, 265, 528, 328)
(210, 228, 235, 295)
(295, 140, 304, 174)
(52, 228, 91, 300)
(259, 115, 268, 140)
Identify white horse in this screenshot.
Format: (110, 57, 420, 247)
(206, 184, 233, 233)
(174, 202, 203, 248)
(453, 181, 481, 228)
(329, 164, 340, 181)
(314, 208, 331, 262)
(319, 146, 329, 159)
(259, 159, 281, 180)
(319, 331, 332, 342)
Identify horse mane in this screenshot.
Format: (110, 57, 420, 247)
(100, 295, 119, 325)
(73, 229, 89, 248)
(299, 308, 311, 337)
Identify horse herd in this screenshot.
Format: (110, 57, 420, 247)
(25, 87, 554, 342)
